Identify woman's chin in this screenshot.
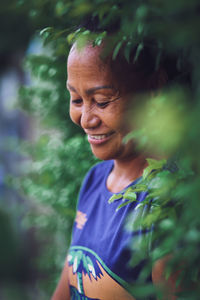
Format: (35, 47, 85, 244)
(91, 142, 139, 161)
(90, 144, 123, 161)
(91, 150, 113, 161)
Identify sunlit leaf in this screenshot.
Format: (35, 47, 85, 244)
(116, 199, 136, 211)
(123, 189, 137, 201)
(108, 193, 123, 203)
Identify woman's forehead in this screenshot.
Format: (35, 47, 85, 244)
(67, 44, 115, 85)
(68, 43, 107, 68)
(67, 42, 146, 94)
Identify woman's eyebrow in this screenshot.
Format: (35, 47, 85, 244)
(66, 83, 76, 92)
(86, 86, 116, 95)
(66, 83, 115, 94)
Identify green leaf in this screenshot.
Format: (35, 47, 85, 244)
(108, 193, 123, 203)
(132, 184, 148, 192)
(135, 202, 145, 211)
(94, 31, 107, 46)
(112, 40, 123, 60)
(67, 33, 76, 44)
(40, 27, 54, 36)
(143, 166, 154, 180)
(123, 189, 137, 201)
(124, 42, 132, 63)
(146, 158, 167, 169)
(143, 159, 167, 179)
(134, 43, 143, 63)
(82, 30, 90, 36)
(116, 199, 136, 211)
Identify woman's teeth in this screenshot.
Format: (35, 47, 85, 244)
(89, 133, 113, 140)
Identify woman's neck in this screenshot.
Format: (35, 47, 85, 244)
(106, 154, 148, 193)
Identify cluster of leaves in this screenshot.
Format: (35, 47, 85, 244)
(18, 134, 98, 296)
(109, 159, 167, 210)
(109, 156, 200, 299)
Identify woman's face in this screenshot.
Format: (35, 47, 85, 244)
(67, 44, 137, 161)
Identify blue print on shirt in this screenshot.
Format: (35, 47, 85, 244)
(68, 248, 103, 294)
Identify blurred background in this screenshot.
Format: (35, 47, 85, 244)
(1, 0, 200, 299)
(0, 1, 97, 299)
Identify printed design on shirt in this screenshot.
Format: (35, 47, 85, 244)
(67, 246, 132, 300)
(68, 248, 103, 294)
(75, 210, 88, 229)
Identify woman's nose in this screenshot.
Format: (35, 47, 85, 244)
(80, 106, 101, 129)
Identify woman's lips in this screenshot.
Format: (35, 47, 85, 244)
(87, 132, 115, 145)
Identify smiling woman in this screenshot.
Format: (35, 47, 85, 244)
(66, 42, 146, 164)
(51, 37, 174, 300)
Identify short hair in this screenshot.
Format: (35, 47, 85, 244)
(73, 15, 191, 93)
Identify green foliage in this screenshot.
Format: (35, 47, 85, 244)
(126, 89, 190, 157)
(113, 156, 200, 298)
(18, 132, 98, 296)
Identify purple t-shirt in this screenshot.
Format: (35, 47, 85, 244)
(67, 160, 151, 300)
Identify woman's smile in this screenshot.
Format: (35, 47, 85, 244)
(87, 131, 115, 144)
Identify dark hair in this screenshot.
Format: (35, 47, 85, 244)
(74, 16, 191, 92)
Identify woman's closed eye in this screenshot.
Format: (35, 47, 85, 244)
(71, 98, 110, 108)
(96, 101, 110, 108)
(96, 96, 121, 108)
(71, 99, 82, 105)
(71, 96, 120, 108)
